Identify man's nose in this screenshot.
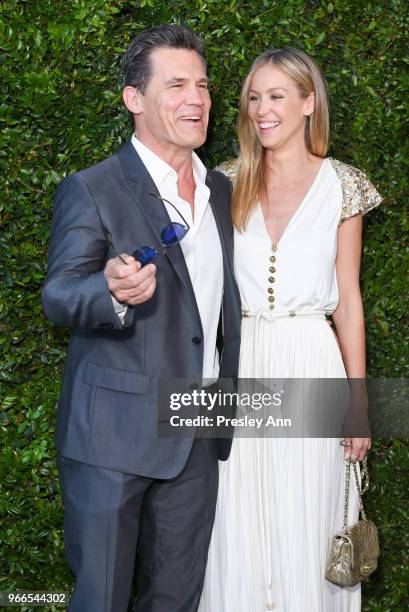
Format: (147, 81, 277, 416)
(185, 85, 206, 105)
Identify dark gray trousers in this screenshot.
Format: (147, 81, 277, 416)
(58, 438, 219, 612)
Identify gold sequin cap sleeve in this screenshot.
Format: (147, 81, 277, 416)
(214, 158, 240, 184)
(329, 158, 383, 223)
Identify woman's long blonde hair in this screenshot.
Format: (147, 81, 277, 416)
(232, 46, 330, 231)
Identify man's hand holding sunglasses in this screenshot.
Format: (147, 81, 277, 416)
(103, 192, 189, 307)
(104, 255, 157, 306)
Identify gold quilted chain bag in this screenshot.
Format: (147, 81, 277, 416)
(325, 455, 380, 587)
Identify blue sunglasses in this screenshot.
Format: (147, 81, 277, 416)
(105, 192, 190, 266)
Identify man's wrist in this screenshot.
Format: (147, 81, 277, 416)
(111, 294, 128, 324)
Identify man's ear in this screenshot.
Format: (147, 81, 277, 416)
(304, 91, 315, 117)
(123, 86, 143, 115)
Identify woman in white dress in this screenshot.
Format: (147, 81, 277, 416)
(199, 47, 382, 611)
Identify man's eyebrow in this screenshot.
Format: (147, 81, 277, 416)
(166, 77, 187, 84)
(165, 77, 209, 85)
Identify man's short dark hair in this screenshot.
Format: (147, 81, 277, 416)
(122, 24, 206, 94)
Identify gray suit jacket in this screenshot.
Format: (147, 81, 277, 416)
(42, 141, 241, 478)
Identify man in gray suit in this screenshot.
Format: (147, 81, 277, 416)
(42, 24, 241, 612)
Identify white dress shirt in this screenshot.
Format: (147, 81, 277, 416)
(113, 135, 224, 379)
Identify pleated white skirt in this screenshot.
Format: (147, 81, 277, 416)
(199, 316, 361, 612)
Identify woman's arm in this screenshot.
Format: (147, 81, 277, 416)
(332, 214, 371, 462)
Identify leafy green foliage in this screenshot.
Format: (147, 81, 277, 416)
(0, 1, 407, 610)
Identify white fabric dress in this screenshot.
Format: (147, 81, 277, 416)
(198, 158, 382, 612)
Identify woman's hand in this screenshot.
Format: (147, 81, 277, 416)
(341, 437, 371, 463)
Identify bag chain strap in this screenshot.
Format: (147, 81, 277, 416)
(342, 454, 370, 532)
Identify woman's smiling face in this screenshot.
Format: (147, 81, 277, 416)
(247, 64, 314, 152)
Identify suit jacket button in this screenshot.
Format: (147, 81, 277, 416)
(192, 336, 201, 345)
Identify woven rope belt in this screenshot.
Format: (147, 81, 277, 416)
(241, 308, 329, 320)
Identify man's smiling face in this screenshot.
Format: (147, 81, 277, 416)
(127, 47, 211, 154)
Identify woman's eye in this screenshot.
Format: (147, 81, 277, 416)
(249, 95, 283, 101)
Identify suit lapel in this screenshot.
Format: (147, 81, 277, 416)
(117, 141, 196, 299)
(206, 171, 234, 277)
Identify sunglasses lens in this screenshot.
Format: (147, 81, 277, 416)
(132, 246, 158, 266)
(161, 222, 188, 247)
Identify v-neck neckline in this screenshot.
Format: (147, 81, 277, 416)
(259, 157, 328, 247)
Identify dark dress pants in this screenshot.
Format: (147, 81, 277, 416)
(58, 438, 219, 612)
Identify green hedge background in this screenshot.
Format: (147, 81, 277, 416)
(0, 0, 408, 610)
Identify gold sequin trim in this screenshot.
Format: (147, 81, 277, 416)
(329, 158, 382, 224)
(214, 158, 240, 184)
